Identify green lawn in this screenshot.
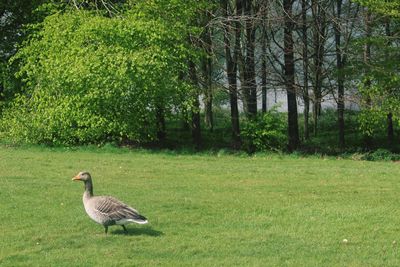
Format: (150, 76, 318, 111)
(1, 146, 400, 266)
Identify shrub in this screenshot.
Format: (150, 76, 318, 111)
(241, 107, 287, 152)
(361, 148, 400, 161)
(1, 11, 193, 145)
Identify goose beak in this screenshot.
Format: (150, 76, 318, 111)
(72, 175, 81, 181)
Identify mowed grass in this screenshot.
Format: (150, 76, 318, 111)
(1, 147, 400, 266)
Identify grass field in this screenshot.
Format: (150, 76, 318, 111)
(1, 146, 400, 266)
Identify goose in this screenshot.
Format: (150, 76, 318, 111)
(72, 171, 148, 234)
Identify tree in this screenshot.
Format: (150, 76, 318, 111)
(310, 0, 328, 137)
(284, 0, 300, 151)
(242, 0, 257, 117)
(301, 0, 310, 140)
(222, 0, 241, 148)
(347, 1, 400, 147)
(2, 5, 198, 145)
(188, 59, 202, 150)
(334, 0, 346, 149)
(201, 16, 214, 132)
(260, 2, 268, 113)
(232, 0, 258, 118)
(0, 0, 50, 107)
(352, 0, 400, 18)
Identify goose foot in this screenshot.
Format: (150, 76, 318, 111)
(121, 225, 128, 234)
(104, 226, 108, 234)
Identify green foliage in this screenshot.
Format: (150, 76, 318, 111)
(241, 106, 287, 152)
(361, 148, 400, 161)
(357, 106, 394, 137)
(212, 87, 230, 108)
(315, 108, 341, 132)
(0, 0, 54, 111)
(1, 9, 195, 145)
(352, 0, 400, 17)
(0, 0, 48, 60)
(348, 34, 400, 137)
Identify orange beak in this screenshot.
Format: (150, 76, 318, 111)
(72, 175, 81, 181)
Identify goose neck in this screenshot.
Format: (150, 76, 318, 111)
(84, 179, 94, 197)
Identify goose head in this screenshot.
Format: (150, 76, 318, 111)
(72, 171, 92, 182)
(73, 171, 94, 197)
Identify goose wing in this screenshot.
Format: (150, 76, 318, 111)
(92, 196, 146, 222)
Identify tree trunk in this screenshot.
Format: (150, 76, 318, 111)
(181, 108, 190, 131)
(363, 8, 372, 149)
(261, 14, 267, 113)
(385, 20, 394, 147)
(387, 113, 394, 147)
(156, 104, 166, 144)
(223, 0, 241, 149)
(284, 0, 300, 151)
(188, 60, 202, 150)
(337, 74, 345, 149)
(301, 0, 310, 140)
(243, 0, 257, 117)
(311, 0, 326, 137)
(335, 0, 345, 149)
(235, 0, 246, 115)
(227, 63, 241, 149)
(202, 16, 214, 132)
(202, 58, 213, 132)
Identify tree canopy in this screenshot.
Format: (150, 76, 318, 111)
(1, 3, 199, 144)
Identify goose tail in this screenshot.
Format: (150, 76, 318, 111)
(132, 214, 148, 224)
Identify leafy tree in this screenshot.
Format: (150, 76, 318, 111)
(352, 37, 400, 137)
(353, 0, 400, 17)
(1, 7, 196, 145)
(0, 0, 53, 108)
(348, 1, 400, 145)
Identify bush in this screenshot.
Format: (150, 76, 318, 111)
(1, 11, 193, 145)
(361, 148, 400, 161)
(241, 107, 287, 152)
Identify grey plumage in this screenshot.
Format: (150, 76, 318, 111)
(73, 171, 148, 234)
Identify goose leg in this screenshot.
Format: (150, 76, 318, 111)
(104, 226, 108, 234)
(121, 225, 128, 234)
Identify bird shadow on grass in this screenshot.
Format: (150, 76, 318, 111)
(112, 226, 163, 237)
